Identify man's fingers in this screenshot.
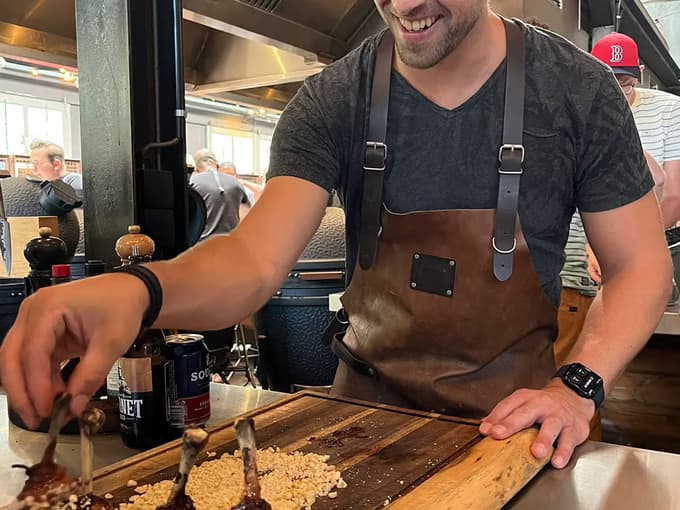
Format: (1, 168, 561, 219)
(552, 427, 579, 469)
(531, 417, 562, 459)
(486, 402, 541, 439)
(480, 389, 533, 435)
(21, 312, 64, 419)
(0, 328, 40, 428)
(66, 345, 119, 416)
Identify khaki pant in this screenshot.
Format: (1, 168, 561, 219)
(555, 287, 601, 440)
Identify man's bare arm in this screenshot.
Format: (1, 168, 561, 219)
(567, 192, 670, 391)
(0, 176, 329, 424)
(151, 176, 329, 330)
(482, 192, 670, 468)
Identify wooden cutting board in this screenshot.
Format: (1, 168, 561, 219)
(93, 391, 550, 509)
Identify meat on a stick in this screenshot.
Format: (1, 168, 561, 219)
(155, 428, 210, 510)
(231, 418, 271, 510)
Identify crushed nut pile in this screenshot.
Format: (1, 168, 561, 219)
(119, 448, 346, 510)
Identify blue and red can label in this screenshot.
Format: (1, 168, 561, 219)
(164, 334, 211, 429)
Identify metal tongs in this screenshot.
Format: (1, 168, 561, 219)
(231, 418, 271, 510)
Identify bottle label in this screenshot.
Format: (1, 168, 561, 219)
(106, 360, 120, 397)
(118, 356, 169, 446)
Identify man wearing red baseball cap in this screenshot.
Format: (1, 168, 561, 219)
(592, 32, 680, 228)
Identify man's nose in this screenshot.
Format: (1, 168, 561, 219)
(391, 0, 429, 16)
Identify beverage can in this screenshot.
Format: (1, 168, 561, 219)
(164, 334, 211, 429)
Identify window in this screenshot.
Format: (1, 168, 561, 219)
(210, 132, 233, 163)
(233, 135, 253, 174)
(27, 107, 64, 148)
(209, 129, 255, 174)
(259, 138, 271, 175)
(5, 103, 26, 154)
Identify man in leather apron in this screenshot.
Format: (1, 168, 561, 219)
(0, 1, 670, 472)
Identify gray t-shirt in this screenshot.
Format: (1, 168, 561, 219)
(268, 22, 653, 306)
(61, 172, 83, 196)
(190, 170, 248, 239)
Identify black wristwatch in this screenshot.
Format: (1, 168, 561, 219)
(555, 363, 605, 409)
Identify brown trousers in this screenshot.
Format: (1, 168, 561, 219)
(555, 287, 601, 440)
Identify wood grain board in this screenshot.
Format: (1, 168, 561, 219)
(93, 392, 550, 510)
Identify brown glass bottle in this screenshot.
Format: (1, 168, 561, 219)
(114, 226, 174, 449)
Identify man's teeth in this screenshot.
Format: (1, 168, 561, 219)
(398, 16, 438, 33)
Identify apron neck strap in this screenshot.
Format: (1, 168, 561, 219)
(358, 31, 393, 271)
(358, 19, 527, 279)
(493, 18, 526, 282)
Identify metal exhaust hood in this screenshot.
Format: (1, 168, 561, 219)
(0, 0, 383, 111)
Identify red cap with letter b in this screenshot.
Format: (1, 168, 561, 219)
(591, 32, 641, 80)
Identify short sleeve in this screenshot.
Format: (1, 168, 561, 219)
(266, 81, 341, 193)
(663, 97, 680, 163)
(575, 73, 654, 212)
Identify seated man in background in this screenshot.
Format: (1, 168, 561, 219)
(218, 160, 263, 204)
(30, 139, 83, 198)
(191, 149, 251, 240)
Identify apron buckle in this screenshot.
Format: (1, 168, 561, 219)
(492, 236, 517, 255)
(498, 144, 524, 174)
(364, 141, 387, 171)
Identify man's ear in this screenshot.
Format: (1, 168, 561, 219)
(53, 158, 62, 172)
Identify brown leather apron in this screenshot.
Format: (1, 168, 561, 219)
(329, 19, 558, 418)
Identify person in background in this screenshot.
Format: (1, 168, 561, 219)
(218, 161, 263, 204)
(592, 33, 680, 227)
(29, 139, 82, 197)
(191, 148, 250, 240)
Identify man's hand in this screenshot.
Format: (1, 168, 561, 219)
(0, 273, 148, 428)
(479, 379, 595, 469)
(585, 242, 601, 285)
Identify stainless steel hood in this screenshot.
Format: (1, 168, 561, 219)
(0, 0, 383, 111)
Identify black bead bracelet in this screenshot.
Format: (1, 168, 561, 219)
(113, 264, 163, 329)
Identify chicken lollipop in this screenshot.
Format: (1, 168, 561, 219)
(231, 418, 271, 510)
(12, 394, 77, 501)
(74, 407, 111, 510)
(155, 428, 210, 510)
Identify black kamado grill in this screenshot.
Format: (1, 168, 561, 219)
(256, 207, 346, 392)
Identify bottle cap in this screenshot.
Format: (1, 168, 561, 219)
(51, 264, 71, 278)
(85, 260, 106, 277)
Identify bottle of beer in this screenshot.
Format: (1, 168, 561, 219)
(115, 225, 172, 448)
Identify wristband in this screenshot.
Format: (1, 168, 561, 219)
(113, 264, 163, 328)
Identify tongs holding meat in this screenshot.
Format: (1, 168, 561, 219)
(156, 428, 210, 510)
(231, 418, 271, 510)
(12, 393, 77, 502)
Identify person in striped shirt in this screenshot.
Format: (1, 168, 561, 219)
(592, 33, 680, 227)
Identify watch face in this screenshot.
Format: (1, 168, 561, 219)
(566, 364, 602, 398)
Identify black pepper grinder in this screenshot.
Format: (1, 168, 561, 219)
(23, 226, 68, 296)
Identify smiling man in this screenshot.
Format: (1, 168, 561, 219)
(0, 0, 670, 471)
